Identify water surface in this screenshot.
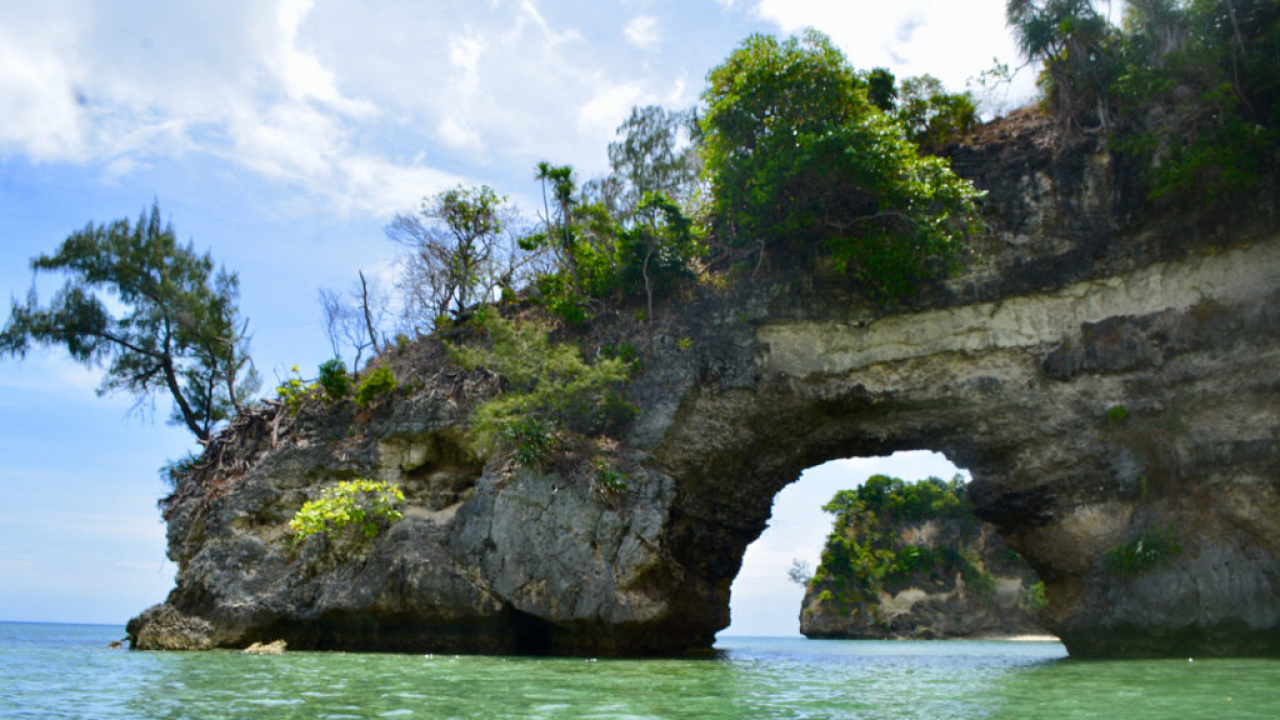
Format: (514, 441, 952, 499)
(2, 623, 1277, 719)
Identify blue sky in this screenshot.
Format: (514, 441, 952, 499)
(0, 0, 1030, 634)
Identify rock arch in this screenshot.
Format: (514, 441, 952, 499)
(654, 237, 1280, 657)
(133, 128, 1280, 657)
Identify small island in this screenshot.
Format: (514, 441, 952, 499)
(800, 475, 1046, 640)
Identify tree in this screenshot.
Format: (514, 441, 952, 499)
(586, 105, 703, 222)
(0, 203, 257, 443)
(787, 559, 814, 586)
(894, 75, 979, 153)
(387, 184, 532, 330)
(700, 30, 983, 298)
(865, 67, 899, 112)
(619, 192, 701, 318)
(319, 269, 389, 368)
(1006, 0, 1120, 130)
(535, 162, 581, 294)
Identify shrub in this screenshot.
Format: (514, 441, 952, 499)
(276, 365, 318, 414)
(447, 314, 633, 457)
(317, 358, 352, 401)
(355, 364, 397, 406)
(1106, 404, 1129, 425)
(592, 458, 629, 495)
(289, 479, 405, 543)
(1105, 524, 1181, 575)
(1025, 581, 1048, 611)
(502, 416, 560, 468)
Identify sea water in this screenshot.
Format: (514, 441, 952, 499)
(2, 622, 1279, 719)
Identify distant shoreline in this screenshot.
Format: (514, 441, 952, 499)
(974, 634, 1062, 643)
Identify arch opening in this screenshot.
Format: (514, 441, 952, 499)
(718, 451, 1050, 642)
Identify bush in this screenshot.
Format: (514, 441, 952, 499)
(317, 358, 352, 401)
(447, 314, 633, 457)
(1025, 581, 1048, 611)
(1105, 524, 1181, 575)
(700, 30, 982, 298)
(355, 364, 397, 406)
(289, 479, 405, 543)
(276, 365, 318, 414)
(502, 416, 560, 468)
(592, 458, 629, 495)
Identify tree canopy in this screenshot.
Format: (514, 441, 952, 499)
(1, 203, 257, 442)
(1007, 0, 1280, 199)
(699, 30, 983, 298)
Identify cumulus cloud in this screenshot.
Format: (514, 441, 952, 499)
(0, 0, 1031, 217)
(749, 0, 1026, 94)
(624, 16, 660, 49)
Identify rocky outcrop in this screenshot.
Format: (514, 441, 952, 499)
(130, 115, 1280, 657)
(800, 514, 1045, 640)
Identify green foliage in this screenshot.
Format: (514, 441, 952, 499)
(824, 474, 970, 524)
(289, 479, 405, 543)
(1025, 580, 1049, 611)
(699, 30, 982, 299)
(1106, 404, 1130, 424)
(276, 365, 320, 414)
(317, 358, 352, 401)
(586, 104, 704, 221)
(1009, 0, 1280, 200)
(355, 364, 397, 406)
(1007, 0, 1120, 128)
(1105, 524, 1182, 575)
(591, 458, 629, 495)
(893, 75, 979, 153)
(502, 416, 560, 468)
(387, 184, 529, 331)
(447, 314, 633, 459)
(811, 474, 1017, 609)
(865, 67, 898, 111)
(0, 202, 258, 442)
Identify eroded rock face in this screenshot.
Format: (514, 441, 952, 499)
(129, 120, 1280, 657)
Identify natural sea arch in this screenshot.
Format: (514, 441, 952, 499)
(648, 238, 1280, 658)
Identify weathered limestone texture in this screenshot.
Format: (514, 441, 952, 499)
(130, 117, 1280, 657)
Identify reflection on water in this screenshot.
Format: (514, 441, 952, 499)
(3, 623, 1279, 719)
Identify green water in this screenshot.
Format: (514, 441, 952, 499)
(2, 623, 1278, 719)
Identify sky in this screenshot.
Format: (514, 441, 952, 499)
(0, 0, 1031, 633)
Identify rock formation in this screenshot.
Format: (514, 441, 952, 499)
(130, 114, 1280, 657)
(798, 493, 1046, 640)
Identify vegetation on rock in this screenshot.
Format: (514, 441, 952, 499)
(805, 474, 1043, 637)
(699, 30, 983, 298)
(289, 479, 405, 543)
(1007, 0, 1280, 200)
(446, 312, 633, 465)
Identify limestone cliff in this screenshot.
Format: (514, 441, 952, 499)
(129, 114, 1280, 658)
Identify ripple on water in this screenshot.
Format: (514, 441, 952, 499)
(6, 625, 1280, 719)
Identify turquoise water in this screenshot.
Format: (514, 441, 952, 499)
(2, 623, 1279, 719)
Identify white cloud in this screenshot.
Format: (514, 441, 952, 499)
(0, 10, 89, 160)
(748, 0, 1033, 99)
(624, 16, 660, 49)
(577, 81, 647, 137)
